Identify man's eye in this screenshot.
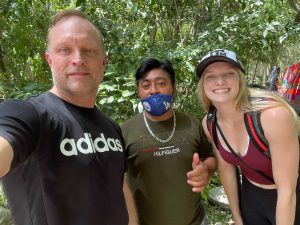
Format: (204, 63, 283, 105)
(142, 84, 150, 89)
(158, 81, 166, 86)
(157, 82, 166, 87)
(84, 49, 96, 56)
(59, 48, 70, 53)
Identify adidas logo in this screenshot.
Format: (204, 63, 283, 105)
(60, 133, 123, 156)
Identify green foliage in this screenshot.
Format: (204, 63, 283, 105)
(0, 185, 7, 208)
(204, 201, 233, 225)
(202, 173, 233, 223)
(1, 0, 300, 121)
(2, 1, 300, 223)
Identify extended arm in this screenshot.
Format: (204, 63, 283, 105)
(216, 150, 243, 225)
(262, 107, 299, 225)
(0, 136, 13, 178)
(201, 116, 243, 224)
(123, 176, 139, 225)
(187, 117, 217, 192)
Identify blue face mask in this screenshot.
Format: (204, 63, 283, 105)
(141, 94, 173, 116)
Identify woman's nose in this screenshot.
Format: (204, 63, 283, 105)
(215, 75, 226, 84)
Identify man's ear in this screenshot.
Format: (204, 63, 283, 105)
(136, 82, 141, 99)
(103, 54, 108, 65)
(45, 51, 51, 67)
(172, 84, 176, 95)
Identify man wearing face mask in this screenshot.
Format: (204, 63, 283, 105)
(121, 58, 217, 225)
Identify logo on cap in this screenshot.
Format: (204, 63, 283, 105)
(196, 49, 245, 79)
(210, 50, 227, 57)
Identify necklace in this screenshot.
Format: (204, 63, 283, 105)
(143, 109, 176, 143)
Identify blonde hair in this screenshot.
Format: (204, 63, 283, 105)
(47, 9, 104, 52)
(50, 9, 91, 28)
(198, 68, 300, 133)
(198, 68, 250, 111)
(248, 88, 300, 132)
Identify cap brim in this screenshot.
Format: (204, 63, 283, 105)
(196, 56, 244, 79)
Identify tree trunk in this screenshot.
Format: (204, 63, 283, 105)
(288, 0, 300, 23)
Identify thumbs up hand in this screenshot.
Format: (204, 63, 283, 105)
(187, 153, 210, 192)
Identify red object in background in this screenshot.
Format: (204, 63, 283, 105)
(281, 62, 300, 104)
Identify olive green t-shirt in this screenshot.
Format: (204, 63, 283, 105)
(121, 110, 214, 225)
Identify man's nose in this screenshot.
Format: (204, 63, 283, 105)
(72, 50, 85, 66)
(149, 84, 159, 95)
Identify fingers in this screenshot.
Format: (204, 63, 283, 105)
(187, 153, 210, 192)
(187, 169, 209, 193)
(192, 152, 200, 170)
(187, 154, 207, 179)
(187, 179, 208, 192)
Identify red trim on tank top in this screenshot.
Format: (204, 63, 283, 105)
(246, 114, 267, 152)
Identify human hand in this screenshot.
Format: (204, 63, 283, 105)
(233, 216, 243, 225)
(186, 153, 210, 192)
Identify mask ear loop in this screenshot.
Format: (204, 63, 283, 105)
(171, 84, 176, 106)
(134, 80, 144, 113)
(135, 80, 142, 101)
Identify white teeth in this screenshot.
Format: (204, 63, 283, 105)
(213, 89, 229, 93)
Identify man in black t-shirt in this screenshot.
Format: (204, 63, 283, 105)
(0, 9, 137, 225)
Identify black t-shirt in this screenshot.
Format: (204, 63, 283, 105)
(0, 92, 128, 225)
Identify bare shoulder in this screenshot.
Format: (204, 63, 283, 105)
(201, 115, 208, 131)
(261, 106, 293, 124)
(201, 115, 208, 124)
(261, 106, 296, 139)
(201, 115, 211, 139)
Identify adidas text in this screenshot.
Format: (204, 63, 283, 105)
(60, 133, 123, 156)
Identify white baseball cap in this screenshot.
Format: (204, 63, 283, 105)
(196, 49, 245, 78)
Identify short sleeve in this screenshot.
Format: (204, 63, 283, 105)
(198, 125, 215, 159)
(0, 99, 40, 168)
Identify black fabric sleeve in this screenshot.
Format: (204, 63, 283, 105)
(110, 118, 127, 173)
(198, 125, 215, 159)
(0, 99, 40, 169)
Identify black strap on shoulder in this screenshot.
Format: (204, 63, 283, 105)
(207, 107, 274, 183)
(244, 111, 270, 158)
(206, 107, 243, 207)
(207, 106, 218, 147)
(216, 122, 275, 183)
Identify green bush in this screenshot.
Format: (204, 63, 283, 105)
(0, 185, 7, 208)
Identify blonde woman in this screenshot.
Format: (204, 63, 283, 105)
(196, 49, 300, 225)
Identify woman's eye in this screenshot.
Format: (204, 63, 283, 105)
(205, 75, 214, 80)
(225, 72, 237, 77)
